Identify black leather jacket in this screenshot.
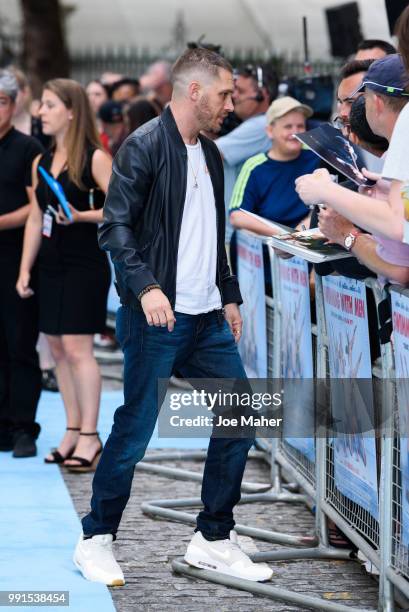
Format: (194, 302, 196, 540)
(98, 106, 242, 310)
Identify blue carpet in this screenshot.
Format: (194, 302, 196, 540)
(0, 390, 206, 612)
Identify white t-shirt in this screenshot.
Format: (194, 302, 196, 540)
(175, 141, 222, 315)
(382, 102, 409, 181)
(381, 103, 409, 244)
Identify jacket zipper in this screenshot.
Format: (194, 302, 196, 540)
(215, 189, 224, 306)
(172, 153, 188, 308)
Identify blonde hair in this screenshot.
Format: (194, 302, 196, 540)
(43, 78, 103, 189)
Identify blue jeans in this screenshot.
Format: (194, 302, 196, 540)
(82, 307, 254, 541)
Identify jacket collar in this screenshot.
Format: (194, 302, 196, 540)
(161, 105, 216, 162)
(161, 106, 187, 156)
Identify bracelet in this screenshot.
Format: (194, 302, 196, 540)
(137, 284, 161, 301)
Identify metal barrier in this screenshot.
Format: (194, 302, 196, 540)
(271, 251, 317, 499)
(383, 285, 409, 610)
(320, 277, 384, 558)
(141, 234, 409, 610)
(166, 248, 359, 612)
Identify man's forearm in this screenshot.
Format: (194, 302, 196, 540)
(230, 210, 279, 236)
(324, 183, 403, 241)
(352, 234, 409, 284)
(0, 204, 30, 231)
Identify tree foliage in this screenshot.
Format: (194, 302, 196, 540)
(20, 0, 70, 96)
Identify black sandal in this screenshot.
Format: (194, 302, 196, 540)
(65, 432, 103, 473)
(44, 427, 80, 464)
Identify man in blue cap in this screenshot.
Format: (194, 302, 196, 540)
(295, 54, 409, 283)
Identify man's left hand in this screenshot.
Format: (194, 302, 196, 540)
(318, 207, 355, 245)
(295, 169, 332, 205)
(224, 303, 242, 343)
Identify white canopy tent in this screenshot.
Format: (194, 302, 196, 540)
(0, 0, 393, 58)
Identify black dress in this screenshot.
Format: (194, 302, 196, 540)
(36, 147, 110, 335)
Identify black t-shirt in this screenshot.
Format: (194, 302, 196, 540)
(0, 127, 44, 254)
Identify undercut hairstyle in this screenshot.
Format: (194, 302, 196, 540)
(376, 91, 409, 114)
(171, 48, 232, 94)
(396, 5, 409, 75)
(340, 59, 374, 81)
(357, 39, 396, 55)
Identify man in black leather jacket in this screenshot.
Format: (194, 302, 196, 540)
(75, 47, 273, 586)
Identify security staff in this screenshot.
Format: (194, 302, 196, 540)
(0, 70, 43, 457)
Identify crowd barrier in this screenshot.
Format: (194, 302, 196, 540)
(139, 229, 409, 610)
(239, 230, 408, 610)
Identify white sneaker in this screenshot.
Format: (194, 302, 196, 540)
(73, 534, 125, 586)
(184, 532, 273, 582)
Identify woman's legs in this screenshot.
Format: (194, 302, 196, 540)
(61, 334, 102, 465)
(45, 334, 81, 460)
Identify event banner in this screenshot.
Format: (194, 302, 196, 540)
(237, 232, 267, 377)
(391, 290, 409, 547)
(322, 275, 378, 519)
(279, 256, 315, 462)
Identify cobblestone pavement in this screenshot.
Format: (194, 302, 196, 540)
(60, 355, 384, 611)
(62, 377, 381, 612)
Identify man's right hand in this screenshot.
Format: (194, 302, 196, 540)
(141, 288, 176, 331)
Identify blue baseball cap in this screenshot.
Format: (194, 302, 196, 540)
(98, 100, 123, 124)
(352, 53, 409, 98)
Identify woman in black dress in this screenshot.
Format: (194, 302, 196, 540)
(16, 79, 112, 471)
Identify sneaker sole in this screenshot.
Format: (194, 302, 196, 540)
(73, 553, 125, 586)
(184, 547, 273, 582)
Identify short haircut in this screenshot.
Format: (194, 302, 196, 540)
(375, 90, 409, 113)
(357, 39, 396, 55)
(349, 96, 388, 153)
(236, 64, 278, 102)
(171, 48, 232, 92)
(340, 59, 374, 80)
(0, 69, 18, 101)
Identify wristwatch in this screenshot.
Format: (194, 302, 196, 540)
(343, 229, 363, 251)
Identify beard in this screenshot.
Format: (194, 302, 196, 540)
(196, 95, 222, 134)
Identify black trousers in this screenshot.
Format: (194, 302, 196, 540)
(0, 253, 41, 430)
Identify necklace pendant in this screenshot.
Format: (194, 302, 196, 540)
(193, 181, 198, 189)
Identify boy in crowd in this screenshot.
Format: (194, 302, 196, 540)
(229, 96, 319, 236)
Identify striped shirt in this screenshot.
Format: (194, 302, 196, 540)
(229, 149, 319, 228)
